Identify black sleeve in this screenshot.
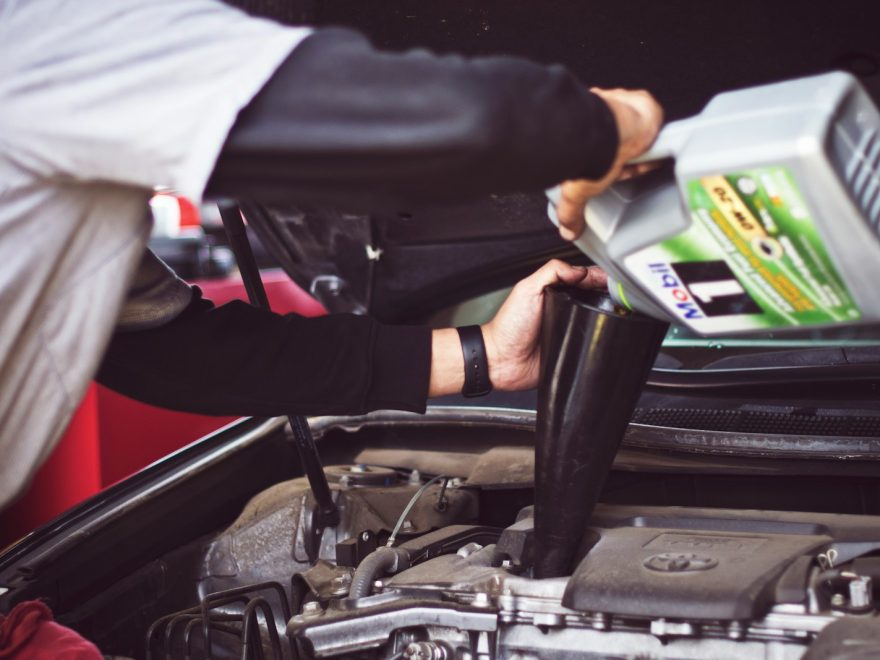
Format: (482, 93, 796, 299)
(95, 289, 432, 417)
(205, 28, 619, 209)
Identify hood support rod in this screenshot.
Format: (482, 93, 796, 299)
(219, 202, 340, 561)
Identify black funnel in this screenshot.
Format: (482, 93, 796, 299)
(534, 287, 668, 578)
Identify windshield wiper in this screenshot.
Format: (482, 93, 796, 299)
(649, 346, 880, 388)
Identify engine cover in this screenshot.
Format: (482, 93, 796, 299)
(565, 522, 828, 620)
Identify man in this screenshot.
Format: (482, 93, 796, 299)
(0, 0, 662, 508)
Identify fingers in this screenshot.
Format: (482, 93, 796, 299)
(591, 87, 663, 163)
(556, 199, 585, 241)
(594, 88, 663, 126)
(554, 262, 607, 290)
(619, 161, 661, 180)
(517, 259, 578, 294)
(577, 265, 608, 290)
(523, 259, 606, 292)
(557, 180, 597, 240)
(556, 160, 660, 241)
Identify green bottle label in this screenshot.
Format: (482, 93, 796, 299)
(625, 166, 861, 333)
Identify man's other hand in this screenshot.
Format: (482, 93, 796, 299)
(556, 88, 663, 241)
(429, 261, 606, 397)
(483, 260, 606, 391)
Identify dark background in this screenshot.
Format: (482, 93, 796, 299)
(222, 1, 880, 321)
(230, 0, 880, 119)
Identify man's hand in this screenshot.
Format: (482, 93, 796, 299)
(556, 88, 664, 241)
(428, 260, 607, 397)
(482, 260, 606, 390)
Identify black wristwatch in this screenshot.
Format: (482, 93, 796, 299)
(456, 325, 493, 397)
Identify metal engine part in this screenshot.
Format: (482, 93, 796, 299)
(149, 468, 479, 658)
(323, 464, 400, 487)
(196, 469, 478, 598)
(288, 507, 880, 659)
(288, 558, 833, 659)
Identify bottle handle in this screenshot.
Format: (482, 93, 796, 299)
(546, 115, 697, 224)
(628, 116, 694, 164)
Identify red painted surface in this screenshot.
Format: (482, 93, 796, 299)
(94, 387, 239, 489)
(0, 271, 325, 548)
(0, 386, 102, 548)
(196, 269, 326, 319)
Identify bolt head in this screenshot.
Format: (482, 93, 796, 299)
(591, 612, 609, 631)
(302, 601, 322, 616)
(472, 592, 491, 607)
(726, 621, 745, 640)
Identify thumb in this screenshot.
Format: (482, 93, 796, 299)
(577, 266, 608, 290)
(532, 261, 607, 291)
(528, 259, 588, 292)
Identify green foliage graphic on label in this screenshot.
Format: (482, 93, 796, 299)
(625, 166, 860, 333)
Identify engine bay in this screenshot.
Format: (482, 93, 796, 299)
(23, 407, 872, 660)
(136, 449, 880, 660)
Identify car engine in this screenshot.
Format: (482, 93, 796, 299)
(136, 449, 880, 660)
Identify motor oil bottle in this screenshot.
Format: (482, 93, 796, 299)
(548, 72, 880, 335)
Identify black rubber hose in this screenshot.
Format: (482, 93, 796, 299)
(349, 547, 410, 599)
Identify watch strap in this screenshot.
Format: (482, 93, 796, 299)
(456, 325, 493, 397)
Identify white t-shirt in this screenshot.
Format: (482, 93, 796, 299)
(0, 0, 311, 508)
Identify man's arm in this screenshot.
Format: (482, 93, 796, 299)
(97, 289, 432, 417)
(96, 261, 604, 415)
(205, 28, 621, 209)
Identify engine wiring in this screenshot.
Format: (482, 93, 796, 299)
(386, 473, 448, 548)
